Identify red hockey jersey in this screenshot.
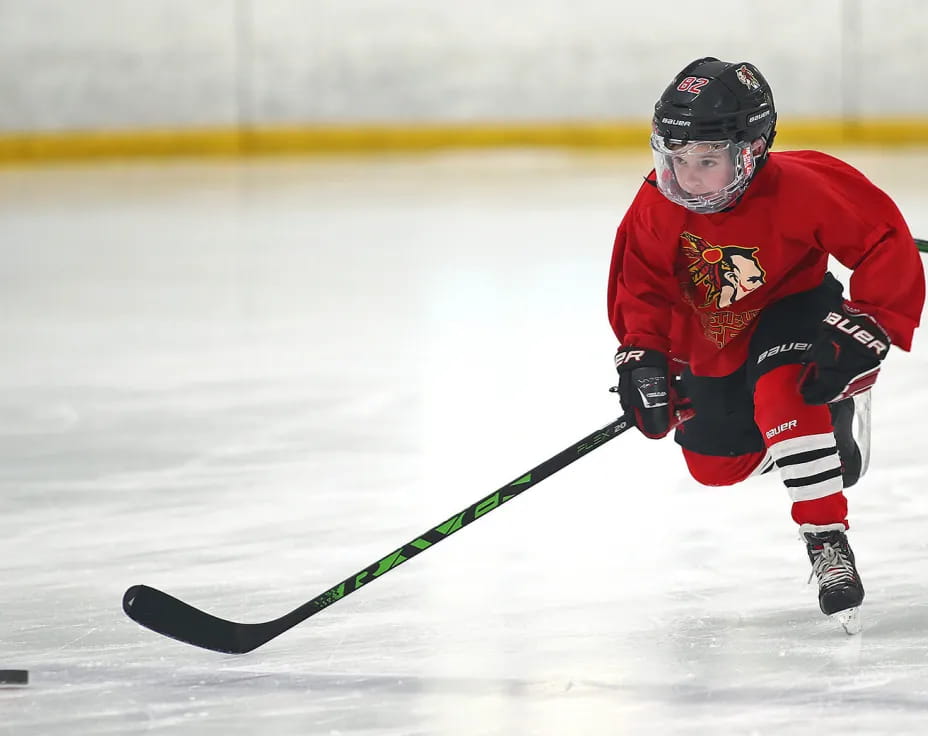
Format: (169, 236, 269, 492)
(607, 150, 925, 377)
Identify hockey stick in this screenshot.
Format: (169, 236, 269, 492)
(123, 412, 634, 654)
(917, 238, 928, 253)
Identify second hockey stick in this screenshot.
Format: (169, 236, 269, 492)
(123, 412, 634, 654)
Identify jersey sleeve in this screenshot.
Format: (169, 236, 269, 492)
(812, 162, 925, 351)
(606, 185, 679, 354)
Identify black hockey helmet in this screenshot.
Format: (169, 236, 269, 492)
(652, 57, 777, 148)
(649, 58, 777, 214)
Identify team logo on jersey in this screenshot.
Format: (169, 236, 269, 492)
(736, 65, 761, 91)
(680, 232, 766, 309)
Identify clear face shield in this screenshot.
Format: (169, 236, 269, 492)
(650, 134, 757, 214)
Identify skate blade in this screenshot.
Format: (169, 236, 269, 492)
(832, 606, 862, 635)
(853, 391, 871, 479)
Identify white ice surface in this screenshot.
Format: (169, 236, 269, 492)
(2, 150, 928, 735)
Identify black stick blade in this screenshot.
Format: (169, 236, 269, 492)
(123, 584, 273, 654)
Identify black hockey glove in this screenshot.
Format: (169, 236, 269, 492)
(613, 346, 693, 439)
(799, 302, 890, 404)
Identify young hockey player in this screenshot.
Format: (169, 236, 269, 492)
(607, 57, 925, 633)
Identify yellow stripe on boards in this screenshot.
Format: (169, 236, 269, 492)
(1, 119, 927, 164)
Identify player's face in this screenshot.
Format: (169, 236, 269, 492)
(670, 144, 736, 196)
(650, 134, 758, 214)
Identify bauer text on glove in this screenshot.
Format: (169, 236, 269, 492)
(799, 303, 890, 404)
(614, 346, 693, 438)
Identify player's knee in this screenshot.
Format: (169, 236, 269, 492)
(754, 364, 833, 444)
(754, 364, 805, 414)
(682, 448, 766, 487)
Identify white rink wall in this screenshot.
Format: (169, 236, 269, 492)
(1, 0, 926, 132)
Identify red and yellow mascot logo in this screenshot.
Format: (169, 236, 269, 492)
(680, 232, 766, 309)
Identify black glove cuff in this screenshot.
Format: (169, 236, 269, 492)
(614, 346, 668, 373)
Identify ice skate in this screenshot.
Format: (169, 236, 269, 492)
(801, 523, 864, 635)
(829, 391, 871, 488)
(852, 390, 872, 480)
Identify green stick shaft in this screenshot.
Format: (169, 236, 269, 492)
(124, 412, 635, 653)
